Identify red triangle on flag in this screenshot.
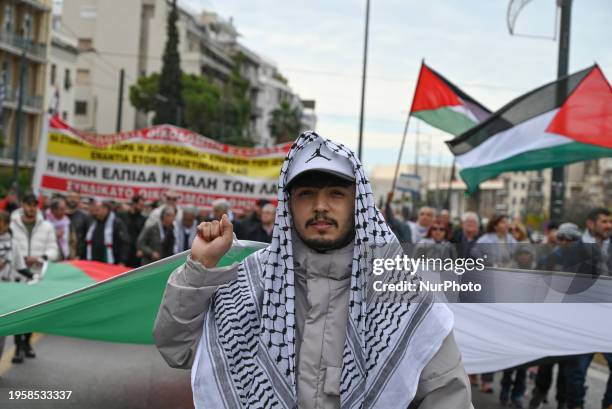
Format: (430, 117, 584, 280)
(410, 63, 462, 113)
(546, 66, 612, 148)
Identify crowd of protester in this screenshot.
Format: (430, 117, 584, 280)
(384, 192, 612, 409)
(0, 187, 611, 408)
(0, 189, 276, 367)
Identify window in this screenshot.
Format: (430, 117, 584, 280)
(512, 198, 516, 205)
(513, 182, 517, 189)
(520, 198, 525, 205)
(76, 68, 90, 85)
(80, 6, 97, 19)
(521, 183, 526, 190)
(62, 111, 68, 121)
(50, 64, 56, 85)
(2, 59, 11, 89)
(75, 100, 88, 115)
(64, 69, 71, 90)
(78, 38, 93, 51)
(3, 4, 13, 32)
(22, 12, 32, 40)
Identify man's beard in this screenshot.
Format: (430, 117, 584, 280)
(296, 214, 355, 252)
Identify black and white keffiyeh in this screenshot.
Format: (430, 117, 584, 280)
(192, 132, 454, 409)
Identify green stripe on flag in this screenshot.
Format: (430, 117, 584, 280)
(0, 263, 95, 315)
(0, 242, 267, 344)
(413, 107, 478, 136)
(460, 141, 612, 193)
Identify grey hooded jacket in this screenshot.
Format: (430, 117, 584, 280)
(153, 239, 473, 409)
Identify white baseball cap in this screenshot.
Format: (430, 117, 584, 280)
(285, 139, 355, 190)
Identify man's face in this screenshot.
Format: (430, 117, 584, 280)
(66, 192, 80, 210)
(463, 218, 479, 236)
(182, 212, 196, 227)
(417, 207, 434, 228)
(440, 210, 450, 226)
(290, 184, 355, 251)
(52, 201, 66, 219)
(261, 205, 276, 225)
(165, 193, 179, 207)
(546, 228, 558, 245)
(588, 214, 612, 240)
(94, 204, 109, 221)
(162, 211, 175, 227)
(134, 199, 145, 213)
(22, 202, 38, 219)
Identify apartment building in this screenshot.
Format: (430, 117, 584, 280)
(0, 0, 51, 165)
(47, 16, 78, 123)
(60, 0, 315, 144)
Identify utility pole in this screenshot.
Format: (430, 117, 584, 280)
(12, 51, 27, 191)
(116, 68, 125, 132)
(549, 0, 572, 222)
(357, 0, 370, 161)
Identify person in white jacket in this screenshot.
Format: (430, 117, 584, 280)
(9, 193, 59, 363)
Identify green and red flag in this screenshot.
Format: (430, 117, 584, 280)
(447, 64, 612, 193)
(410, 62, 492, 136)
(0, 241, 267, 344)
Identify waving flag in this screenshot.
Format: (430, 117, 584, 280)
(447, 64, 612, 193)
(1, 240, 612, 373)
(410, 62, 491, 136)
(0, 241, 266, 344)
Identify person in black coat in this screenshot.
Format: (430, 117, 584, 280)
(117, 195, 147, 267)
(243, 203, 275, 243)
(82, 201, 130, 265)
(451, 211, 481, 260)
(66, 190, 92, 259)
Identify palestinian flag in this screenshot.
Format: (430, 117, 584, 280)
(410, 62, 492, 136)
(447, 64, 612, 193)
(0, 241, 266, 344)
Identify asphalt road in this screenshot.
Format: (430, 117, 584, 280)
(0, 335, 608, 409)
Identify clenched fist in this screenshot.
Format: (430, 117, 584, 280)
(191, 214, 234, 268)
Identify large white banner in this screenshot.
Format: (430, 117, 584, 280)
(33, 116, 290, 210)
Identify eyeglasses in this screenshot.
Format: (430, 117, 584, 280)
(431, 227, 446, 232)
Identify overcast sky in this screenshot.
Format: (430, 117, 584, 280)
(182, 0, 611, 172)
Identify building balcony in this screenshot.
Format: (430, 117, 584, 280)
(0, 31, 48, 61)
(20, 0, 52, 12)
(3, 88, 44, 112)
(527, 190, 544, 197)
(496, 189, 508, 197)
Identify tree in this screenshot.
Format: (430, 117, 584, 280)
(129, 73, 160, 113)
(154, 0, 184, 126)
(268, 101, 302, 143)
(130, 73, 254, 146)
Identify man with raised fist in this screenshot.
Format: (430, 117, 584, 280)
(154, 132, 473, 409)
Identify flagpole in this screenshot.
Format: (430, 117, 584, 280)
(445, 158, 456, 210)
(414, 121, 420, 177)
(357, 0, 370, 161)
(391, 112, 411, 193)
(390, 59, 425, 194)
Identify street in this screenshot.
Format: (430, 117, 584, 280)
(0, 334, 609, 408)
